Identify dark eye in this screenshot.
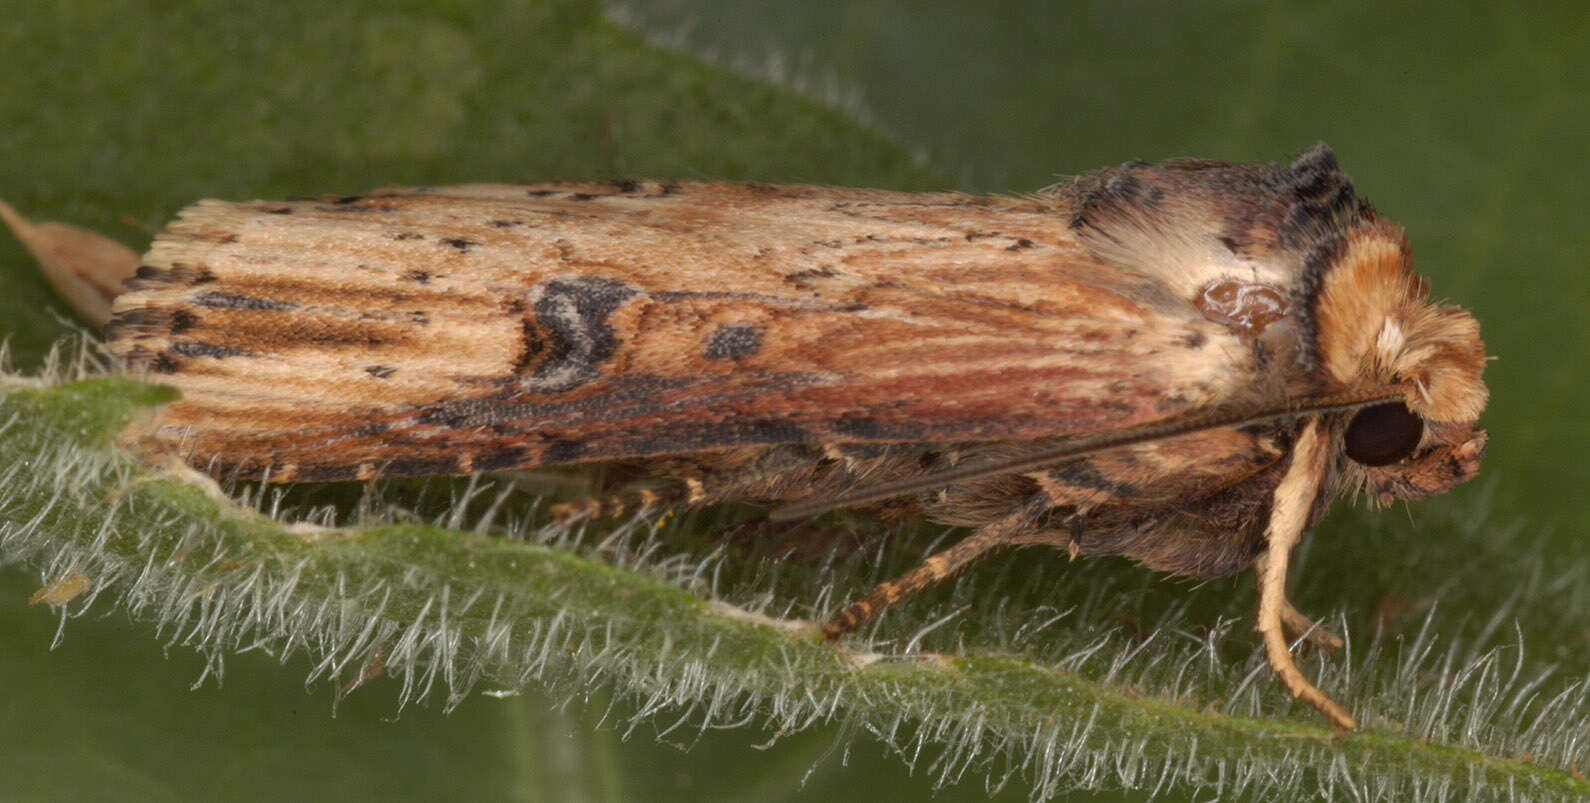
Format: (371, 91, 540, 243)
(1344, 403, 1423, 466)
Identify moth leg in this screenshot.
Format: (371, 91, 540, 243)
(549, 478, 705, 521)
(1253, 554, 1345, 652)
(1066, 513, 1086, 560)
(822, 496, 1045, 640)
(1255, 420, 1356, 730)
(556, 445, 847, 522)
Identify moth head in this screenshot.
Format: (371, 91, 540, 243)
(1313, 221, 1489, 504)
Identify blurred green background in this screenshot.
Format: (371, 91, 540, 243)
(2, 1, 1585, 800)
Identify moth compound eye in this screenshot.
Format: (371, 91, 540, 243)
(1343, 403, 1423, 466)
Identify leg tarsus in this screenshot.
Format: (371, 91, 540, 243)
(1066, 513, 1085, 561)
(822, 497, 1044, 641)
(550, 479, 699, 522)
(1281, 597, 1344, 652)
(1257, 595, 1356, 731)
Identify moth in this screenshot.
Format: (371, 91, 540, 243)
(100, 145, 1488, 730)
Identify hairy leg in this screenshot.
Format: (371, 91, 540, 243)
(822, 496, 1045, 640)
(1254, 419, 1355, 730)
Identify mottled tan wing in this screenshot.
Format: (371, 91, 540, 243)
(107, 177, 1292, 481)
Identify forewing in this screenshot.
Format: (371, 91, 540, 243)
(108, 181, 1263, 481)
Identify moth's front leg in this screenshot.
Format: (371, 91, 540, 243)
(1251, 554, 1345, 653)
(1254, 420, 1356, 731)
